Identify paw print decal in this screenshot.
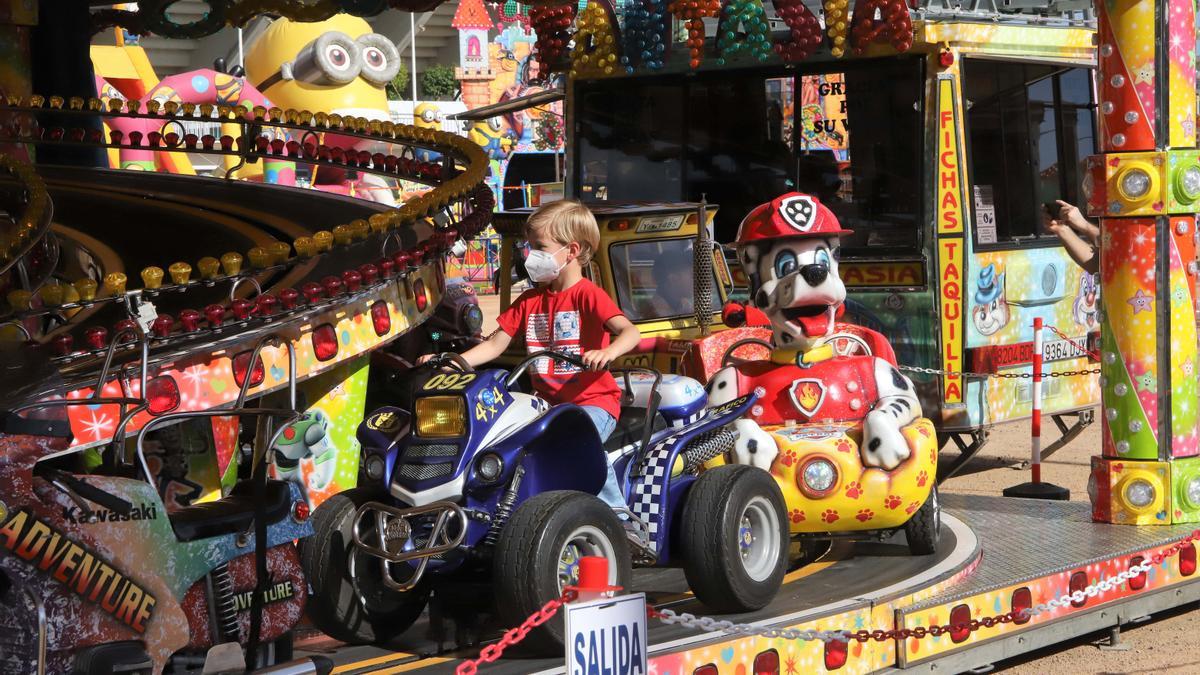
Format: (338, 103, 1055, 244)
(905, 501, 920, 515)
(789, 509, 806, 524)
(836, 439, 853, 454)
(779, 194, 817, 232)
(844, 481, 862, 499)
(917, 425, 931, 437)
(855, 509, 874, 522)
(916, 471, 929, 487)
(780, 449, 798, 467)
(885, 494, 903, 509)
(821, 509, 840, 524)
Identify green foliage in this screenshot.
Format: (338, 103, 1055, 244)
(385, 63, 411, 101)
(420, 64, 460, 101)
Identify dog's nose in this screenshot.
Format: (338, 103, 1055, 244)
(799, 264, 828, 287)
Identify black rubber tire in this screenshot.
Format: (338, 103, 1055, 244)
(905, 486, 942, 556)
(493, 491, 632, 653)
(679, 465, 789, 613)
(299, 487, 429, 644)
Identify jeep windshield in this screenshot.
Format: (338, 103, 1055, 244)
(609, 238, 719, 322)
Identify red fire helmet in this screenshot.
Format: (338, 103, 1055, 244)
(735, 192, 853, 246)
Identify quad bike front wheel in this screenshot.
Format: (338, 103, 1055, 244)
(300, 487, 429, 644)
(493, 491, 632, 652)
(905, 486, 941, 556)
(679, 465, 789, 613)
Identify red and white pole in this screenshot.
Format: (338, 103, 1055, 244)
(1005, 316, 1068, 499)
(1030, 317, 1043, 485)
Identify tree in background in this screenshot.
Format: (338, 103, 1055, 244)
(420, 64, 460, 101)
(385, 64, 411, 101)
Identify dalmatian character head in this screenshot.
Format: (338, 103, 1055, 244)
(735, 193, 852, 352)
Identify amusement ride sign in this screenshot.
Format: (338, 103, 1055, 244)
(935, 76, 967, 406)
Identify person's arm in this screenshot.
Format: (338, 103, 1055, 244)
(581, 315, 641, 370)
(416, 329, 514, 367)
(1051, 221, 1099, 274)
(1055, 200, 1100, 245)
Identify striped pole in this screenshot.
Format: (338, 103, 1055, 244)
(1031, 317, 1043, 485)
(1004, 316, 1068, 499)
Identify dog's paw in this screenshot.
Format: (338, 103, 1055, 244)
(862, 410, 912, 470)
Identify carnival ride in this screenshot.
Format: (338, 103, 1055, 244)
(0, 0, 1198, 673)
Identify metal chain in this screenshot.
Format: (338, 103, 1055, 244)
(898, 364, 1101, 380)
(648, 530, 1199, 645)
(455, 590, 576, 675)
(1045, 325, 1101, 362)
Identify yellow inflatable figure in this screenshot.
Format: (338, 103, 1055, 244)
(413, 102, 442, 130)
(245, 15, 401, 204)
(468, 117, 515, 161)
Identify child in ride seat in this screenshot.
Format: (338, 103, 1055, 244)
(418, 199, 641, 508)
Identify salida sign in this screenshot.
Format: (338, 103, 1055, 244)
(566, 594, 648, 675)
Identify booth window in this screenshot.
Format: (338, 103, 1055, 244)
(609, 238, 719, 322)
(964, 61, 1097, 247)
(573, 58, 924, 252)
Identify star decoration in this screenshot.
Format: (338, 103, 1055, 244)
(1183, 360, 1194, 377)
(1184, 118, 1196, 138)
(1173, 287, 1188, 306)
(1110, 200, 1124, 214)
(1128, 288, 1154, 314)
(1132, 64, 1154, 85)
(1137, 372, 1157, 392)
(785, 655, 799, 675)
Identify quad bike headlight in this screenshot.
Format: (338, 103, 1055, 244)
(364, 453, 386, 481)
(475, 452, 504, 483)
(800, 457, 838, 497)
(462, 304, 484, 336)
(415, 396, 466, 438)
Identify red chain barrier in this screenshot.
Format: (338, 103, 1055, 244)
(456, 590, 577, 675)
(456, 533, 1200, 671)
(1046, 324, 1100, 362)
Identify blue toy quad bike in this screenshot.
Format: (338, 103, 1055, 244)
(301, 351, 789, 650)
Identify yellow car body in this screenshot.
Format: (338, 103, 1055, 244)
(764, 418, 938, 534)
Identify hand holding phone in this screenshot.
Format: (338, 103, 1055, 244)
(1043, 201, 1063, 220)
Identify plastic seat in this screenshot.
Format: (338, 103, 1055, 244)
(169, 479, 293, 542)
(603, 406, 669, 453)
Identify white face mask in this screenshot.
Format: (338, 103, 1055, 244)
(525, 245, 569, 283)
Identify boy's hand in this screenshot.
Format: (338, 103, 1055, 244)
(416, 353, 436, 365)
(581, 348, 614, 371)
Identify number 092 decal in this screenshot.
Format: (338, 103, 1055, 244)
(423, 373, 477, 390)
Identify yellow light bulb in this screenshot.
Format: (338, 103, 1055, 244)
(6, 290, 31, 310)
(332, 225, 353, 246)
(168, 261, 192, 284)
(197, 256, 220, 279)
(102, 272, 127, 297)
(220, 252, 243, 276)
(313, 231, 334, 251)
(74, 278, 98, 301)
(247, 247, 271, 269)
(268, 241, 291, 264)
(293, 236, 315, 258)
(141, 266, 164, 289)
(38, 284, 64, 306)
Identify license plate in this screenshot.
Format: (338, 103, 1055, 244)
(636, 215, 684, 233)
(1042, 337, 1088, 363)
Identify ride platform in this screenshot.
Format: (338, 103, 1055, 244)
(300, 492, 1200, 674)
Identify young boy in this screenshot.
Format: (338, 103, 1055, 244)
(418, 199, 641, 508)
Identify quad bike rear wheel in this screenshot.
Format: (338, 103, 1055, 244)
(679, 465, 789, 613)
(300, 487, 429, 644)
(905, 486, 941, 556)
(493, 491, 632, 652)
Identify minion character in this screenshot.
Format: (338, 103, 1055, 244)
(469, 116, 516, 161)
(413, 102, 443, 163)
(244, 15, 402, 205)
(270, 410, 338, 502)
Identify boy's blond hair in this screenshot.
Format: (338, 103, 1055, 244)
(525, 199, 600, 266)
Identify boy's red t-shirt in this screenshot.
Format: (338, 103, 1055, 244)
(496, 278, 623, 419)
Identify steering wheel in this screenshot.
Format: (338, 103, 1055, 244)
(505, 350, 587, 388)
(420, 352, 474, 373)
(818, 332, 873, 357)
(721, 338, 774, 368)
